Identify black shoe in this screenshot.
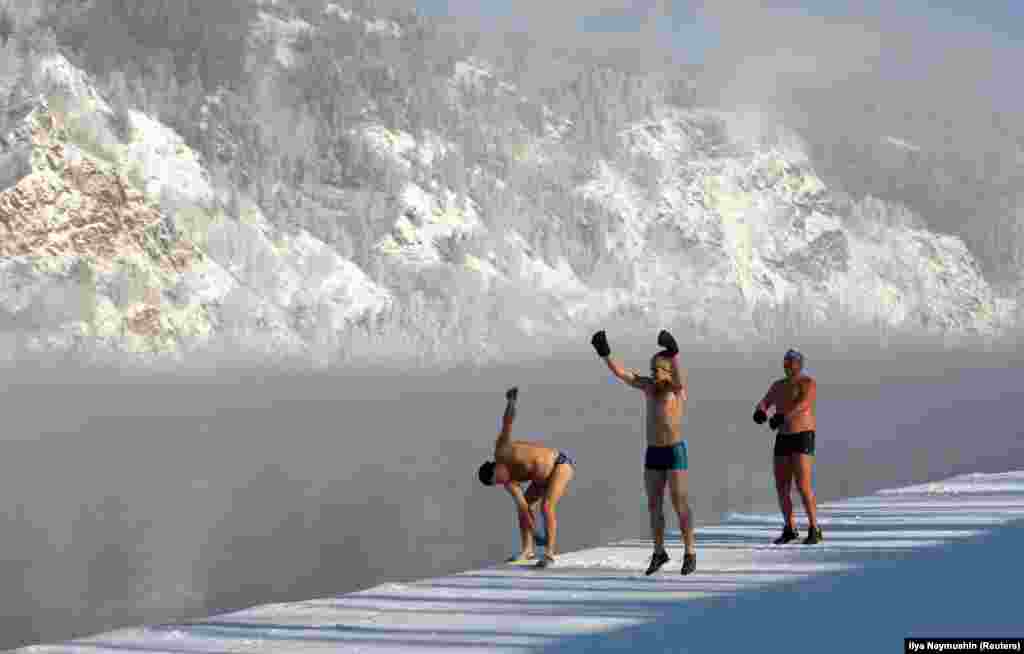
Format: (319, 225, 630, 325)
(803, 526, 823, 545)
(645, 550, 670, 575)
(680, 553, 696, 576)
(773, 526, 800, 545)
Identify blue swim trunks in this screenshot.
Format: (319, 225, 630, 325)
(644, 441, 688, 471)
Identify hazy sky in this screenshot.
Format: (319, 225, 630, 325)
(413, 0, 1023, 115)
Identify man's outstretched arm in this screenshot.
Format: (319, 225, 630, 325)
(495, 387, 517, 455)
(592, 331, 648, 390)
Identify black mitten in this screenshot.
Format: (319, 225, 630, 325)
(657, 330, 679, 356)
(591, 331, 611, 358)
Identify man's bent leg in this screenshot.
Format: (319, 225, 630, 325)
(644, 468, 668, 554)
(540, 463, 574, 557)
(668, 470, 695, 554)
(792, 453, 819, 530)
(773, 455, 795, 529)
(520, 482, 545, 555)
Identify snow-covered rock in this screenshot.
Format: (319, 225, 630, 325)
(374, 182, 484, 267)
(34, 53, 113, 117)
(0, 71, 392, 359)
(251, 11, 313, 69)
(122, 109, 214, 209)
(2, 22, 1015, 364)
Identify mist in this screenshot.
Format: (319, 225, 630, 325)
(426, 0, 1024, 286)
(2, 334, 1023, 649)
(2, 0, 1024, 649)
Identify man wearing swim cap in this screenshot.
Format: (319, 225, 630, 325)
(752, 349, 823, 545)
(478, 387, 576, 568)
(591, 329, 697, 575)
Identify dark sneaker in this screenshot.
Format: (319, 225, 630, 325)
(773, 526, 800, 544)
(535, 554, 556, 569)
(680, 553, 696, 576)
(645, 550, 670, 575)
(803, 526, 823, 545)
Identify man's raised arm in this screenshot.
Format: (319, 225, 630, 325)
(495, 387, 518, 455)
(592, 331, 647, 390)
(658, 330, 687, 398)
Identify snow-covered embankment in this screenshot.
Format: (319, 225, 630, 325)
(17, 471, 1024, 653)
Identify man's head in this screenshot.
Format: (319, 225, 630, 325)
(650, 353, 674, 391)
(478, 460, 510, 487)
(783, 349, 804, 378)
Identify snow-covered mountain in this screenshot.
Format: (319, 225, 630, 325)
(0, 2, 1017, 364)
(0, 54, 392, 361)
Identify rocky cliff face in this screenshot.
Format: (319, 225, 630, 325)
(349, 105, 1012, 343)
(0, 55, 392, 361)
(0, 36, 1015, 364)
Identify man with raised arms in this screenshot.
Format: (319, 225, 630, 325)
(478, 387, 576, 568)
(591, 329, 696, 575)
(753, 349, 823, 545)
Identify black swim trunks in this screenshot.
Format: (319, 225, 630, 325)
(644, 441, 688, 471)
(774, 431, 816, 456)
(528, 451, 574, 493)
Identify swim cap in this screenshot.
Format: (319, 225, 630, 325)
(478, 461, 496, 486)
(784, 349, 804, 365)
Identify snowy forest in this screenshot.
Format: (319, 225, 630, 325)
(1, 0, 1022, 365)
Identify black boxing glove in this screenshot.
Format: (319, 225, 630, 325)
(657, 330, 679, 356)
(753, 408, 767, 425)
(769, 413, 785, 431)
(591, 330, 611, 358)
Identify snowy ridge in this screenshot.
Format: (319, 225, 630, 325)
(17, 470, 1024, 653)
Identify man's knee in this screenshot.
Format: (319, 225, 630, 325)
(672, 490, 691, 509)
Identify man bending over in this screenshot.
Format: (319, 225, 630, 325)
(478, 387, 576, 568)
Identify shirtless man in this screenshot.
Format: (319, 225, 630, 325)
(592, 329, 696, 576)
(478, 387, 576, 568)
(752, 349, 823, 545)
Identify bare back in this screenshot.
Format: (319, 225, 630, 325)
(496, 441, 558, 484)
